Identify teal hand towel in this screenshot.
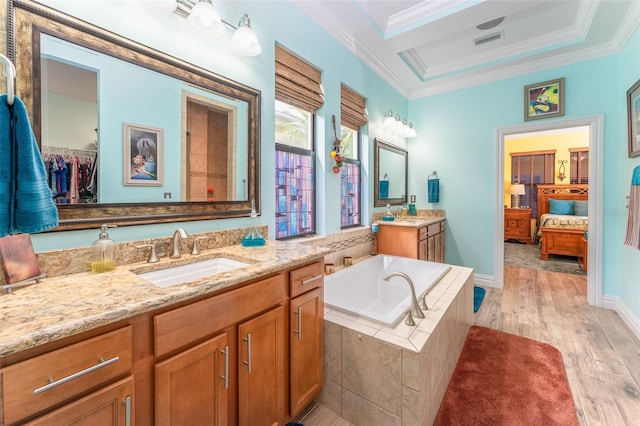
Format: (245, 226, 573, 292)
(428, 178, 440, 203)
(0, 95, 58, 236)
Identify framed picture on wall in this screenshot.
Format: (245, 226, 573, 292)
(123, 122, 163, 186)
(524, 78, 565, 121)
(627, 78, 640, 158)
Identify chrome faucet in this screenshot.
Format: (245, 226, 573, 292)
(383, 272, 425, 321)
(170, 227, 188, 259)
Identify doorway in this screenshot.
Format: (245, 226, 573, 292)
(494, 115, 604, 307)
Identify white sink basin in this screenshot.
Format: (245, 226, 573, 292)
(137, 257, 250, 288)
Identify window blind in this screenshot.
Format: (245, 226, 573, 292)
(569, 148, 589, 184)
(275, 45, 324, 113)
(340, 84, 367, 130)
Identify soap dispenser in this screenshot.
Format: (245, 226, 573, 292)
(91, 224, 117, 273)
(242, 200, 266, 247)
(382, 204, 395, 221)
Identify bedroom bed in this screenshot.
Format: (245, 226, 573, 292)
(536, 184, 588, 260)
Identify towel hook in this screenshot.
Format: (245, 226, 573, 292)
(1, 53, 16, 106)
(428, 170, 438, 179)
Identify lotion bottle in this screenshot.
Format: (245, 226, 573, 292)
(91, 224, 117, 273)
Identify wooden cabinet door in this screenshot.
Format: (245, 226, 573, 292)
(238, 306, 286, 426)
(24, 377, 134, 426)
(290, 288, 323, 417)
(155, 333, 229, 426)
(427, 234, 436, 262)
(418, 238, 428, 260)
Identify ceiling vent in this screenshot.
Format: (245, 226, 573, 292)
(474, 31, 502, 46)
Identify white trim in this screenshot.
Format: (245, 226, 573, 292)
(603, 295, 640, 342)
(495, 115, 604, 307)
(473, 273, 498, 288)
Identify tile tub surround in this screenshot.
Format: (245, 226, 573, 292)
(0, 225, 269, 285)
(0, 239, 328, 357)
(297, 227, 374, 267)
(317, 265, 474, 426)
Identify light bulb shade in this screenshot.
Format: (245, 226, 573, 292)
(231, 15, 262, 56)
(509, 184, 526, 195)
(144, 0, 177, 13)
(405, 122, 417, 138)
(383, 110, 395, 128)
(393, 114, 404, 130)
(187, 0, 225, 37)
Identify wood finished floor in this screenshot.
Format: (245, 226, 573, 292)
(299, 266, 640, 426)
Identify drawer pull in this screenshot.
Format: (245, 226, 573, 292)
(243, 334, 252, 374)
(220, 345, 229, 389)
(294, 307, 302, 340)
(124, 395, 132, 426)
(300, 274, 322, 285)
(33, 356, 120, 395)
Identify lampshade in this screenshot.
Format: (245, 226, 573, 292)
(187, 0, 225, 37)
(509, 184, 526, 195)
(405, 122, 417, 138)
(231, 14, 262, 56)
(383, 110, 395, 128)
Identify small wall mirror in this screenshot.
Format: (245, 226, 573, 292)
(374, 138, 408, 207)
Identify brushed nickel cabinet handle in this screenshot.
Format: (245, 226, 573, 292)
(243, 334, 252, 374)
(294, 307, 302, 340)
(33, 356, 120, 395)
(220, 345, 229, 389)
(300, 274, 322, 285)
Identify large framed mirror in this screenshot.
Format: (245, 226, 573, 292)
(9, 0, 261, 231)
(374, 138, 408, 207)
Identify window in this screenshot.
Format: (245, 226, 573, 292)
(511, 150, 555, 217)
(339, 85, 367, 228)
(275, 46, 323, 239)
(569, 148, 589, 184)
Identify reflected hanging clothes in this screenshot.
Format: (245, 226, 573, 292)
(0, 94, 58, 236)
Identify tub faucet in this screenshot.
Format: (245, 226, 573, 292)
(170, 227, 188, 259)
(383, 272, 425, 320)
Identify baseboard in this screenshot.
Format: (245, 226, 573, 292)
(603, 295, 640, 341)
(474, 273, 500, 288)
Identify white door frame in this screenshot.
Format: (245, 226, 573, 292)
(494, 115, 604, 307)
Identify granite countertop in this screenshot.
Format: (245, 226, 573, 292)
(375, 216, 445, 228)
(0, 241, 329, 357)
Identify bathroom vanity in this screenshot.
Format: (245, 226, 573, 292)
(0, 241, 327, 425)
(377, 217, 446, 262)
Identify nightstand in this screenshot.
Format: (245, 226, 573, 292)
(504, 208, 532, 244)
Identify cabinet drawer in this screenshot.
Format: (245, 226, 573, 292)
(418, 226, 428, 241)
(155, 274, 284, 357)
(1, 326, 132, 425)
(428, 222, 441, 235)
(506, 228, 529, 237)
(289, 260, 324, 298)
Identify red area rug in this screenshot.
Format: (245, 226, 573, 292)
(434, 326, 578, 426)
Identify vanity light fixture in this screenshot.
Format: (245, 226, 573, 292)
(147, 0, 262, 56)
(382, 109, 417, 138)
(383, 110, 396, 128)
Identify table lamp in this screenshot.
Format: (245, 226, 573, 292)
(510, 184, 526, 208)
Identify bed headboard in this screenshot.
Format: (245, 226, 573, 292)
(536, 184, 588, 221)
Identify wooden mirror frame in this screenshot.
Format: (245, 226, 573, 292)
(8, 0, 261, 231)
(373, 138, 408, 207)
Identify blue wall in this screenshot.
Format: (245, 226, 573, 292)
(24, 2, 640, 322)
(618, 26, 640, 319)
(409, 25, 640, 319)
